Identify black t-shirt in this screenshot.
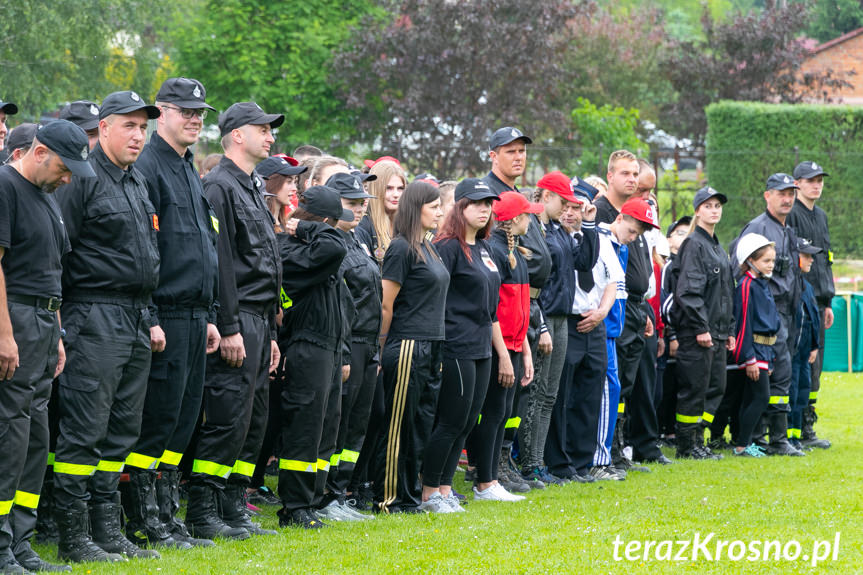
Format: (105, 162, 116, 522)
(436, 238, 501, 359)
(382, 235, 450, 340)
(0, 165, 70, 298)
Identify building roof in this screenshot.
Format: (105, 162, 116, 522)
(813, 27, 863, 55)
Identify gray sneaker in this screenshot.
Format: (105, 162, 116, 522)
(589, 466, 625, 481)
(316, 500, 364, 522)
(443, 494, 465, 513)
(418, 493, 454, 514)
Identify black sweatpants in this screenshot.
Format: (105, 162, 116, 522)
(251, 372, 282, 490)
(466, 350, 521, 485)
(190, 310, 270, 488)
(312, 360, 342, 508)
(349, 371, 385, 492)
(127, 309, 208, 472)
(278, 340, 338, 512)
(630, 326, 662, 460)
(613, 300, 647, 459)
(423, 356, 492, 488)
(326, 341, 379, 498)
(373, 339, 442, 513)
(731, 369, 770, 447)
(0, 303, 58, 554)
(658, 358, 678, 437)
(545, 318, 606, 476)
(54, 300, 151, 509)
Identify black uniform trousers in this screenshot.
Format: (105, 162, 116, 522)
(675, 338, 726, 426)
(312, 356, 342, 508)
(53, 300, 151, 509)
(190, 310, 269, 488)
(810, 304, 827, 404)
(612, 299, 646, 460)
(767, 311, 793, 414)
(658, 358, 678, 437)
(545, 318, 606, 476)
(278, 341, 338, 512)
(326, 341, 379, 498)
(0, 303, 58, 554)
(630, 327, 662, 460)
(127, 309, 208, 472)
(373, 339, 442, 513)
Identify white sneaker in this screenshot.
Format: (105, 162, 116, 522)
(473, 483, 525, 502)
(317, 499, 363, 521)
(342, 499, 374, 520)
(443, 494, 465, 512)
(418, 493, 454, 513)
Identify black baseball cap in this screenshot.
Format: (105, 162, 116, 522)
(35, 120, 97, 178)
(219, 102, 284, 137)
(99, 91, 160, 120)
(59, 100, 100, 131)
(489, 127, 532, 151)
(352, 170, 377, 183)
(797, 238, 822, 255)
(256, 156, 307, 178)
(793, 161, 829, 180)
(301, 185, 354, 221)
(666, 215, 692, 237)
(156, 77, 215, 111)
(4, 123, 37, 159)
(693, 186, 728, 210)
(327, 172, 374, 199)
(0, 100, 17, 115)
(413, 172, 440, 186)
(766, 173, 798, 191)
(454, 178, 499, 202)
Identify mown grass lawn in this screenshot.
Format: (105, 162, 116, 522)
(37, 371, 861, 574)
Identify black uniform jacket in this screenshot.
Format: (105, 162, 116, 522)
(787, 199, 834, 308)
(337, 228, 382, 344)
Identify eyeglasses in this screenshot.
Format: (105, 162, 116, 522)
(161, 105, 207, 120)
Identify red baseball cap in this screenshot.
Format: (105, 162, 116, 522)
(536, 171, 581, 204)
(494, 191, 544, 221)
(621, 197, 660, 229)
(273, 153, 299, 167)
(363, 155, 401, 169)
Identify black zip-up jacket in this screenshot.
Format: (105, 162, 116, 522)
(337, 228, 382, 344)
(787, 199, 835, 308)
(279, 221, 348, 351)
(58, 144, 160, 311)
(203, 156, 280, 337)
(136, 132, 219, 324)
(671, 226, 735, 340)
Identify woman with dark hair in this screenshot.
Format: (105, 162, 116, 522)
(258, 155, 307, 232)
(275, 186, 353, 529)
(420, 179, 500, 513)
(372, 181, 448, 514)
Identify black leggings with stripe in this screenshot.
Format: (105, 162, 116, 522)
(372, 338, 443, 513)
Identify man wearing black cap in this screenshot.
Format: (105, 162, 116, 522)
(122, 78, 221, 550)
(52, 91, 163, 562)
(59, 101, 100, 150)
(786, 161, 833, 449)
(730, 173, 803, 456)
(0, 99, 19, 163)
(0, 119, 94, 574)
(186, 102, 282, 539)
(483, 127, 532, 196)
(2, 124, 37, 165)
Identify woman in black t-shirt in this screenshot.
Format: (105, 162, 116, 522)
(372, 182, 449, 514)
(420, 179, 501, 513)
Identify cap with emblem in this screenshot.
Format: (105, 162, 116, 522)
(301, 185, 355, 221)
(59, 100, 100, 131)
(766, 173, 798, 192)
(352, 170, 377, 183)
(571, 176, 598, 202)
(537, 171, 581, 204)
(327, 172, 374, 199)
(219, 102, 284, 137)
(4, 123, 37, 160)
(363, 155, 400, 169)
(494, 190, 544, 221)
(693, 186, 728, 210)
(256, 156, 307, 178)
(621, 197, 660, 229)
(797, 238, 822, 255)
(35, 120, 97, 178)
(156, 77, 216, 111)
(273, 153, 299, 166)
(99, 91, 160, 120)
(489, 126, 532, 151)
(0, 100, 18, 115)
(454, 178, 499, 202)
(666, 215, 692, 237)
(793, 161, 829, 180)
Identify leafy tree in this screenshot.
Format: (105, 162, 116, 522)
(806, 0, 863, 43)
(565, 97, 648, 177)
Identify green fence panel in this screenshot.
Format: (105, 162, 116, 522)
(824, 295, 851, 372)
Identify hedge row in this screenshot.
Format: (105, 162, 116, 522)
(705, 101, 863, 257)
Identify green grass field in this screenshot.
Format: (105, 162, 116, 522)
(36, 372, 862, 574)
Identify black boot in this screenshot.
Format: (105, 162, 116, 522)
(801, 405, 831, 449)
(55, 500, 126, 564)
(675, 424, 696, 458)
(126, 469, 191, 550)
(767, 412, 805, 456)
(0, 550, 26, 575)
(218, 483, 277, 536)
(13, 540, 71, 572)
(156, 470, 214, 547)
(185, 484, 249, 541)
(89, 495, 160, 559)
(696, 426, 723, 460)
(34, 480, 58, 545)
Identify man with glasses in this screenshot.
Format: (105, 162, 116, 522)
(124, 77, 221, 550)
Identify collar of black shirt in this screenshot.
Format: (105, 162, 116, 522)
(217, 155, 257, 191)
(91, 143, 141, 185)
(149, 131, 194, 174)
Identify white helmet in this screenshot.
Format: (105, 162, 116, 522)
(736, 233, 775, 265)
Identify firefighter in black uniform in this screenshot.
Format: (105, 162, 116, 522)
(186, 103, 282, 539)
(0, 120, 95, 574)
(276, 185, 351, 528)
(786, 161, 833, 449)
(669, 187, 735, 459)
(53, 91, 162, 562)
(124, 78, 220, 550)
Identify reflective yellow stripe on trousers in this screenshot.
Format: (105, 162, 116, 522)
(95, 460, 125, 473)
(279, 460, 317, 473)
(768, 396, 789, 405)
(14, 490, 39, 509)
(53, 461, 96, 476)
(231, 460, 256, 477)
(125, 452, 159, 470)
(676, 413, 701, 424)
(505, 417, 522, 429)
(192, 459, 232, 479)
(160, 450, 183, 467)
(340, 449, 360, 464)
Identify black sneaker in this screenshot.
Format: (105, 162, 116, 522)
(707, 437, 733, 451)
(247, 486, 280, 506)
(520, 468, 549, 489)
(464, 467, 477, 483)
(278, 508, 327, 529)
